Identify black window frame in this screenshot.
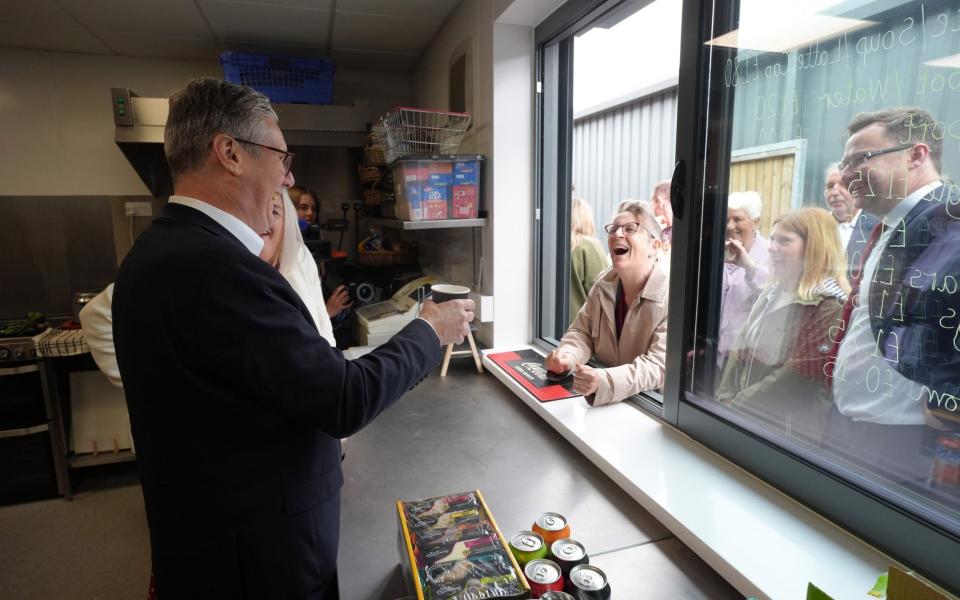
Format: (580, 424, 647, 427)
(534, 0, 668, 416)
(534, 0, 960, 593)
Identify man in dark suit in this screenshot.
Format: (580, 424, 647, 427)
(112, 78, 474, 599)
(822, 161, 879, 281)
(829, 106, 960, 484)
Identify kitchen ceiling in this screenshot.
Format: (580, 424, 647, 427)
(0, 0, 463, 73)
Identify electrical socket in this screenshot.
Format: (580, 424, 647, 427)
(468, 292, 494, 323)
(124, 201, 153, 217)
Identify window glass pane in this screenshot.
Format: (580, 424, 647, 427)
(691, 0, 960, 537)
(538, 41, 564, 342)
(541, 0, 681, 407)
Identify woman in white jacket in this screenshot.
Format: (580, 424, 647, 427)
(80, 189, 339, 388)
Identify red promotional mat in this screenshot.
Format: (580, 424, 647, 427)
(487, 349, 579, 402)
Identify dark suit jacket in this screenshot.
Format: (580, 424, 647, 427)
(113, 203, 442, 597)
(865, 184, 960, 426)
(845, 210, 880, 279)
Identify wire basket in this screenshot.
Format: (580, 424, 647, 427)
(379, 107, 472, 163)
(365, 131, 387, 165)
(362, 188, 383, 205)
(358, 242, 419, 266)
(358, 165, 382, 185)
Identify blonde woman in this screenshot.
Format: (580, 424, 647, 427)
(259, 189, 339, 346)
(569, 198, 609, 322)
(716, 207, 850, 442)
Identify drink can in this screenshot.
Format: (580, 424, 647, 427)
(524, 559, 565, 597)
(540, 592, 576, 600)
(931, 434, 960, 487)
(567, 564, 611, 599)
(532, 512, 571, 545)
(509, 530, 548, 567)
(550, 538, 589, 577)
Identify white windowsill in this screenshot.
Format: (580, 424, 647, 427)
(482, 346, 898, 600)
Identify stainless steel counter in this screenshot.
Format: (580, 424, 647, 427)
(338, 361, 741, 599)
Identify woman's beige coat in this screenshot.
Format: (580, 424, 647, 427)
(557, 260, 669, 406)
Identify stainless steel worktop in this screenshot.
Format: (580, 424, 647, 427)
(338, 360, 741, 599)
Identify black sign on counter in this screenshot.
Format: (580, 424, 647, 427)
(487, 349, 579, 402)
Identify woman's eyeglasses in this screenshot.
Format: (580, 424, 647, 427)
(604, 222, 643, 236)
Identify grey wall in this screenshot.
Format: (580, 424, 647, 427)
(0, 46, 415, 197)
(572, 86, 679, 231)
(0, 197, 117, 319)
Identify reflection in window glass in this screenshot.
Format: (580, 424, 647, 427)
(542, 0, 681, 408)
(698, 0, 960, 537)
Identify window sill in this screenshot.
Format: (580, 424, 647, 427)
(482, 347, 895, 600)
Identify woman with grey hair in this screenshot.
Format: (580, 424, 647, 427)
(718, 191, 770, 365)
(546, 200, 669, 406)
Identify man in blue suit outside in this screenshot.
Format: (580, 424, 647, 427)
(823, 161, 879, 281)
(829, 106, 960, 484)
(113, 78, 474, 599)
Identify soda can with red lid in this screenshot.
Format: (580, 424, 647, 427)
(567, 564, 611, 599)
(532, 512, 571, 545)
(550, 538, 589, 577)
(931, 434, 960, 487)
(524, 558, 565, 597)
(509, 530, 548, 567)
(540, 591, 576, 600)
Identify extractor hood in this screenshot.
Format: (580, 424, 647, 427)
(111, 88, 374, 198)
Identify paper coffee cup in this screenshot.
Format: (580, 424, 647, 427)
(431, 284, 470, 303)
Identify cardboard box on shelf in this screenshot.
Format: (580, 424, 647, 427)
(422, 185, 449, 220)
(454, 160, 479, 185)
(428, 161, 453, 185)
(392, 156, 484, 222)
(452, 185, 478, 219)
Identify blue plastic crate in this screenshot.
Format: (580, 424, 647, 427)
(220, 52, 334, 105)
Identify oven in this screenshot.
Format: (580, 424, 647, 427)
(0, 328, 61, 504)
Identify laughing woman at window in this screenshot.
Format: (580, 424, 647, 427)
(716, 207, 849, 442)
(546, 200, 668, 406)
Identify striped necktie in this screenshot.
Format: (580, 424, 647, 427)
(827, 222, 885, 378)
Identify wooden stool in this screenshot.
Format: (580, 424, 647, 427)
(440, 328, 483, 376)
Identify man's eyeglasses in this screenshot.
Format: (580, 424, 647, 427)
(234, 137, 295, 175)
(839, 142, 914, 172)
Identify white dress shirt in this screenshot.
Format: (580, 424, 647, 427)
(168, 195, 264, 256)
(836, 209, 860, 250)
(833, 181, 942, 424)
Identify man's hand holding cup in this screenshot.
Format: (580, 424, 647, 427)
(420, 285, 474, 346)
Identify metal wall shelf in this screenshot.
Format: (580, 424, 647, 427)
(365, 218, 486, 230)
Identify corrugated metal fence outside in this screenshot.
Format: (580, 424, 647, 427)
(572, 85, 678, 232)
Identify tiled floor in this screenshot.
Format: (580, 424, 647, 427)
(0, 465, 150, 600)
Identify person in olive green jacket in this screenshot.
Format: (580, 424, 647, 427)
(570, 197, 609, 323)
